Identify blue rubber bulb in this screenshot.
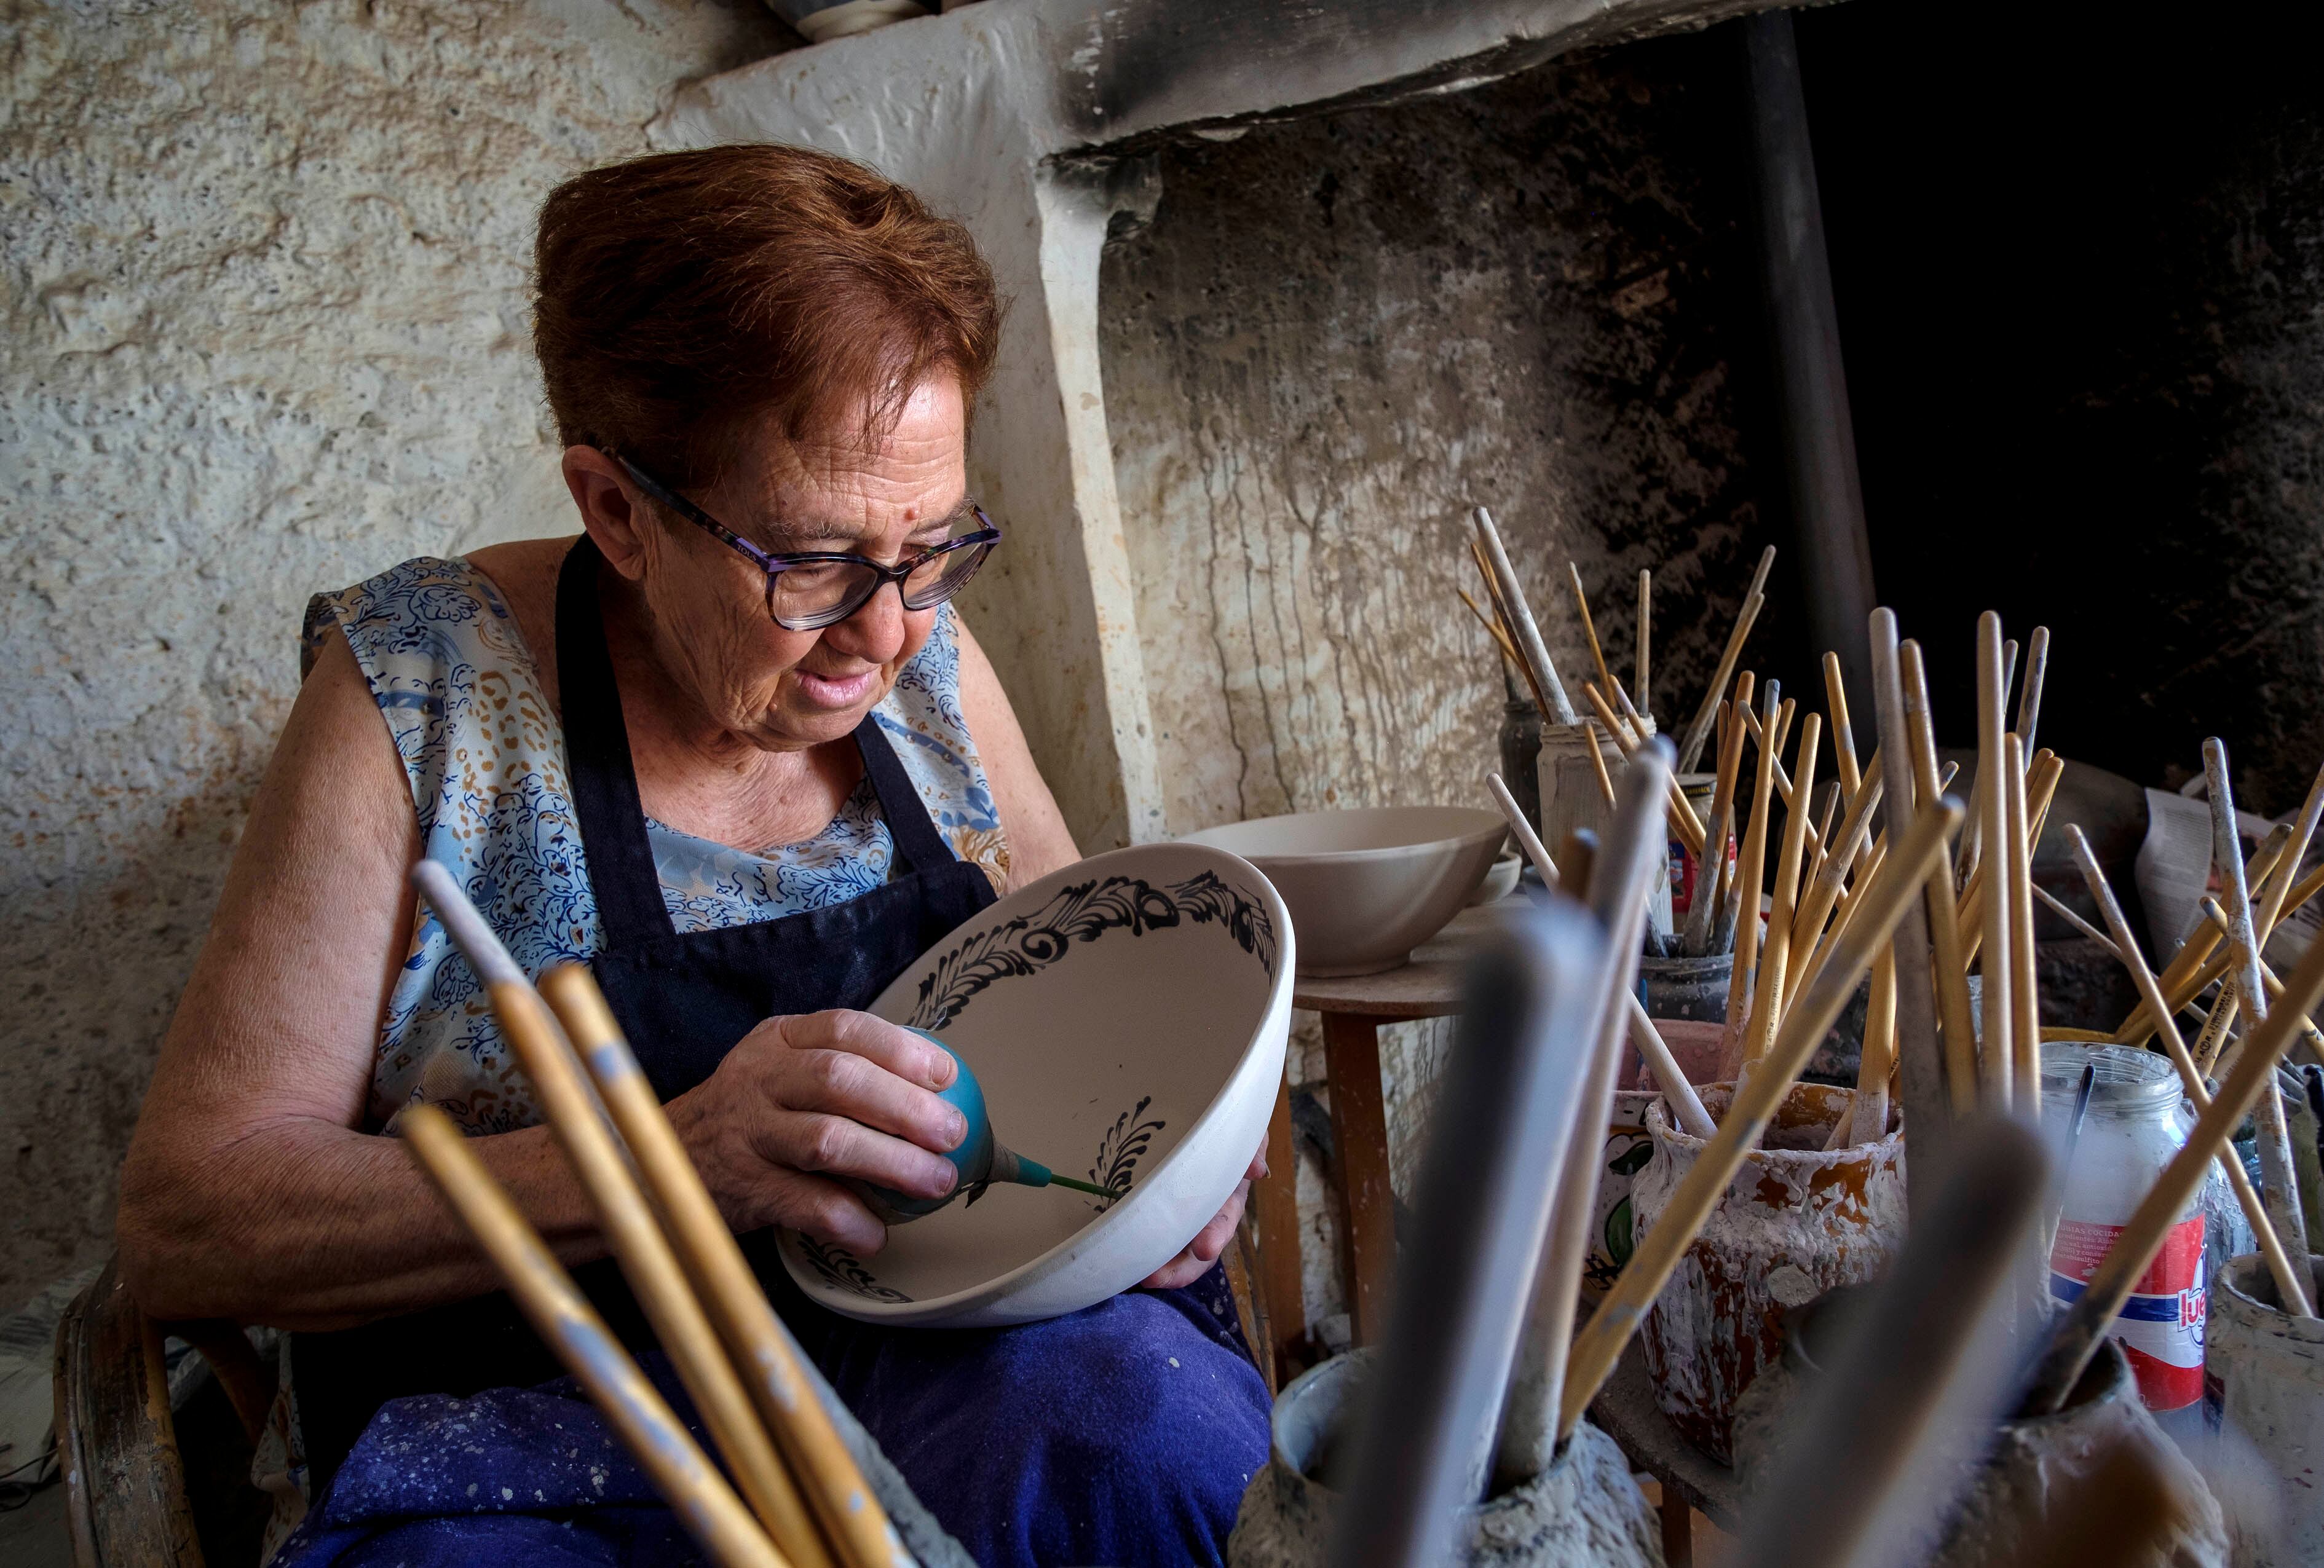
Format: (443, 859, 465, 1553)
(847, 1027, 997, 1223)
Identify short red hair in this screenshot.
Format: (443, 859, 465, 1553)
(532, 144, 1000, 485)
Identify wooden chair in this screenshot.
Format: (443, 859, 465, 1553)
(53, 1255, 275, 1568)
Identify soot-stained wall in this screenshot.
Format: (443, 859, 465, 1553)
(1097, 30, 1790, 1334)
(0, 0, 791, 1310)
(1101, 33, 1786, 843)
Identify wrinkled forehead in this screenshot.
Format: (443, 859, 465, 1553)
(716, 380, 970, 546)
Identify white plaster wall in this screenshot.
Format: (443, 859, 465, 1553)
(0, 0, 792, 1309)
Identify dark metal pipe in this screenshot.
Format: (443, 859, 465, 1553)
(1744, 7, 1877, 723)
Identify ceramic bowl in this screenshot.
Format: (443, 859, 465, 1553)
(1467, 846, 1523, 906)
(776, 841, 1294, 1326)
(1177, 806, 1507, 976)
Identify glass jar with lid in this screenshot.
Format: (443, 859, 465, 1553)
(2039, 1044, 2207, 1439)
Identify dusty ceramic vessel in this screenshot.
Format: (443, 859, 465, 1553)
(1227, 1352, 1664, 1568)
(1633, 1081, 1905, 1465)
(1179, 805, 1506, 976)
(777, 841, 1294, 1326)
(2208, 1252, 2324, 1567)
(1733, 1286, 2227, 1567)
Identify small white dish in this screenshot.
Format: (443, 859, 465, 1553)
(1177, 806, 1507, 976)
(776, 841, 1294, 1326)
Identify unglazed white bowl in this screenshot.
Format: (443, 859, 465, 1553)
(1177, 806, 1508, 976)
(776, 841, 1293, 1326)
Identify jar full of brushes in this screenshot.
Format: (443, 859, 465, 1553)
(1539, 715, 1672, 934)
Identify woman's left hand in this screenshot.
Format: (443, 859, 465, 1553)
(1139, 1140, 1267, 1290)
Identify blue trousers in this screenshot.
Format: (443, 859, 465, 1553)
(277, 1269, 1270, 1568)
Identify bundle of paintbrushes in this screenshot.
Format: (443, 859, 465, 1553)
(400, 862, 922, 1568)
(1457, 507, 1777, 957)
(1705, 605, 2324, 1416)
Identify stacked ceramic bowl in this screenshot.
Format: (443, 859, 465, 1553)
(1177, 805, 1509, 977)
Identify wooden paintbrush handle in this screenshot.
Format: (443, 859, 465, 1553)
(540, 966, 919, 1568)
(1474, 508, 1578, 725)
(2073, 830, 2315, 1318)
(1675, 545, 1774, 773)
(492, 982, 833, 1568)
(403, 1106, 787, 1568)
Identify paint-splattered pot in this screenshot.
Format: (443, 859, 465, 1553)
(2207, 1252, 2324, 1567)
(1734, 1286, 2227, 1567)
(1632, 1081, 1905, 1465)
(1225, 1351, 1664, 1568)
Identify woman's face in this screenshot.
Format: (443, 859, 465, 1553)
(620, 377, 970, 752)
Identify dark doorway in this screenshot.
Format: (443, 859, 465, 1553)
(1795, 0, 2324, 811)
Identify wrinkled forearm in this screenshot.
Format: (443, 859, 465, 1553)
(117, 1114, 608, 1331)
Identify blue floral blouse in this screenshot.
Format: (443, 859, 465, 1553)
(302, 554, 1010, 1135)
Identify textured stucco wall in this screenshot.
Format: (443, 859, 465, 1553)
(1097, 31, 1785, 1338)
(0, 0, 792, 1310)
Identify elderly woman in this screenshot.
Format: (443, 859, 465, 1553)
(118, 145, 1268, 1567)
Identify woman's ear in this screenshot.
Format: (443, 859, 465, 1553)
(560, 447, 654, 581)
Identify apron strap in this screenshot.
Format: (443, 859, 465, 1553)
(853, 716, 958, 877)
(555, 537, 964, 945)
(556, 537, 672, 948)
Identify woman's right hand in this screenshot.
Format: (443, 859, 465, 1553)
(664, 1010, 968, 1253)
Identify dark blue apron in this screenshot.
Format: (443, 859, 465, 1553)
(286, 540, 1267, 1568)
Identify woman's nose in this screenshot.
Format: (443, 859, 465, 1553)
(825, 579, 909, 663)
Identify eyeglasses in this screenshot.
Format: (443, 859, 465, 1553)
(614, 454, 1002, 632)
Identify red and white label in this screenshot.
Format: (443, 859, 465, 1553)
(2050, 1215, 2207, 1411)
(1670, 830, 1736, 918)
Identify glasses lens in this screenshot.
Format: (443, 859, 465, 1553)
(771, 560, 880, 628)
(901, 539, 995, 610)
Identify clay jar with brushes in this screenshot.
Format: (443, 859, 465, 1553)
(1630, 1081, 1905, 1465)
(1732, 1285, 2228, 1568)
(1536, 715, 1674, 937)
(1225, 1351, 1664, 1568)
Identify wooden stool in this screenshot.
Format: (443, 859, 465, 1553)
(1250, 906, 1503, 1384)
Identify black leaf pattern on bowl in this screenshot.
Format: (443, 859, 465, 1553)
(906, 870, 1276, 1031)
(1086, 1097, 1166, 1209)
(797, 1235, 912, 1303)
